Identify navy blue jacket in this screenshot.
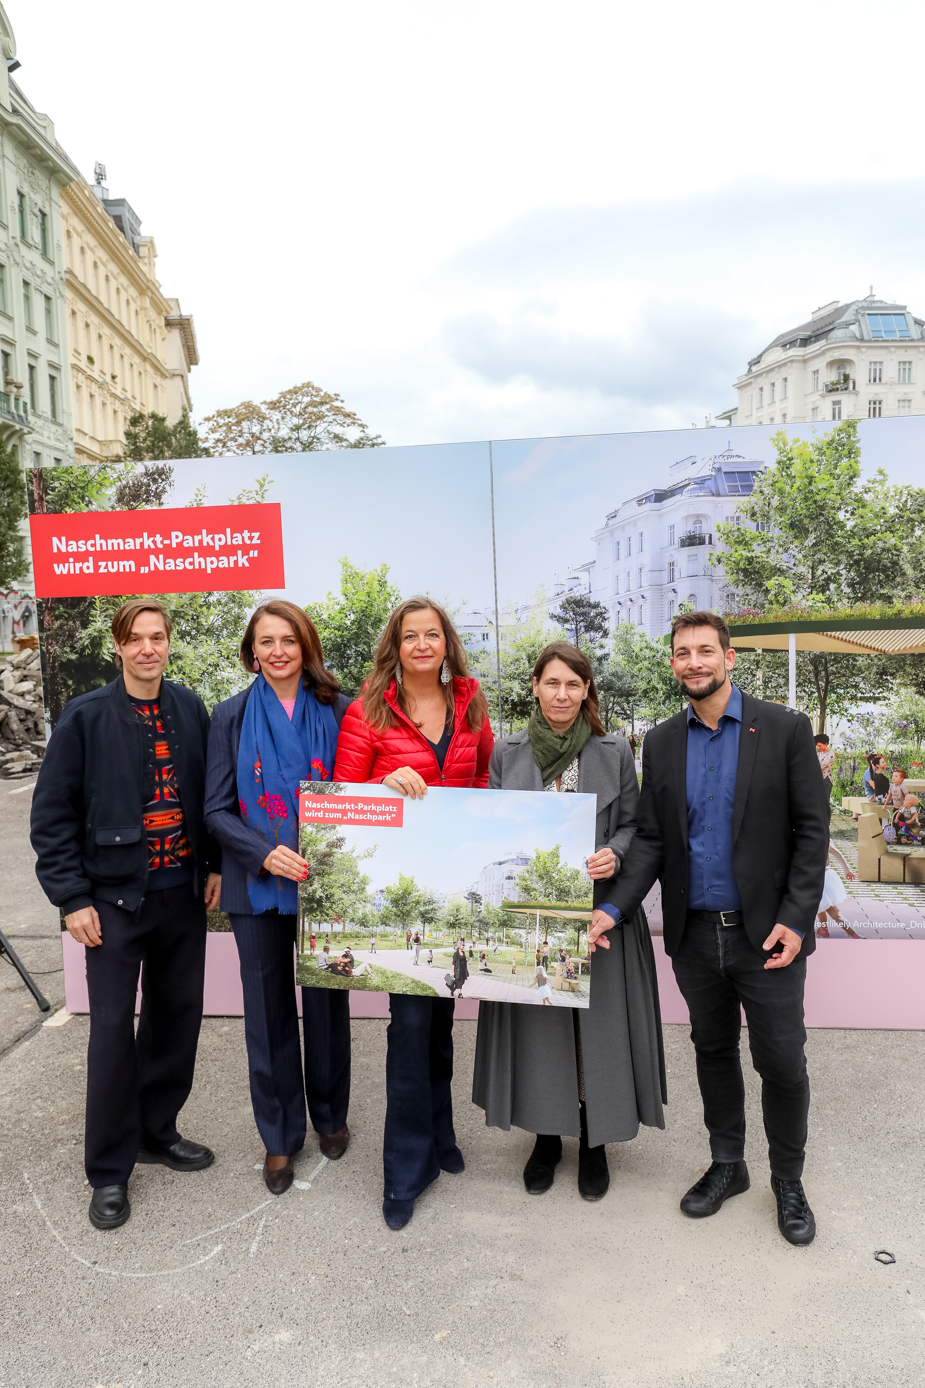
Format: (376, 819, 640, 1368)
(31, 675, 220, 916)
(204, 682, 350, 915)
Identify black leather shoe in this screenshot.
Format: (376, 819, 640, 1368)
(137, 1137, 215, 1172)
(680, 1160, 750, 1217)
(262, 1159, 294, 1196)
(578, 1141, 610, 1201)
(771, 1177, 816, 1245)
(319, 1125, 350, 1160)
(523, 1134, 562, 1194)
(89, 1184, 130, 1230)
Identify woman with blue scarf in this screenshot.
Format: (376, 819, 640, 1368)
(205, 601, 352, 1196)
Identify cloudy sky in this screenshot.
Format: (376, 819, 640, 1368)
(14, 0, 925, 447)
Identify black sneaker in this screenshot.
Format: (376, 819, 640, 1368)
(771, 1177, 816, 1245)
(680, 1160, 750, 1217)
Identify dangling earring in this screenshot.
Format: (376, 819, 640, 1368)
(440, 658, 451, 685)
(395, 664, 403, 687)
(253, 660, 260, 673)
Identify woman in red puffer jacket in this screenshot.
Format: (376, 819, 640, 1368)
(334, 597, 493, 1231)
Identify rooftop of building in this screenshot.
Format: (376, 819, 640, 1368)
(601, 446, 765, 524)
(747, 295, 925, 370)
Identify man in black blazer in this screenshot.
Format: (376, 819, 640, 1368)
(32, 599, 221, 1231)
(588, 611, 829, 1245)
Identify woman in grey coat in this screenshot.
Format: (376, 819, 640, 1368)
(472, 642, 665, 1200)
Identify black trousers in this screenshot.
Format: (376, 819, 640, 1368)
(671, 917, 809, 1181)
(84, 883, 206, 1188)
(230, 913, 350, 1155)
(383, 996, 455, 1201)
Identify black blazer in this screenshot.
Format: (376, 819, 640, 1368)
(204, 682, 350, 916)
(609, 691, 829, 958)
(31, 675, 219, 916)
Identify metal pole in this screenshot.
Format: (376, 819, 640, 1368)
(489, 441, 503, 737)
(788, 632, 796, 709)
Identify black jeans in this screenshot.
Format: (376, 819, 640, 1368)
(671, 918, 809, 1180)
(383, 996, 455, 1201)
(84, 883, 207, 1187)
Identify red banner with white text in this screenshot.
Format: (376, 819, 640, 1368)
(29, 503, 285, 597)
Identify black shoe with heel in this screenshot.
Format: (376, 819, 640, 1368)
(680, 1160, 750, 1217)
(523, 1134, 562, 1194)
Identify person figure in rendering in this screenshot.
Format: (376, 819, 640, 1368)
(31, 599, 221, 1231)
(588, 612, 828, 1245)
(309, 932, 317, 955)
(863, 753, 890, 804)
(370, 934, 377, 954)
(204, 600, 352, 1197)
(333, 597, 493, 1230)
(473, 643, 664, 1203)
(885, 767, 916, 813)
(815, 734, 835, 794)
(413, 931, 421, 965)
(451, 941, 469, 998)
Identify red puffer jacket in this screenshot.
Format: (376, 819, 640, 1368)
(334, 678, 494, 787)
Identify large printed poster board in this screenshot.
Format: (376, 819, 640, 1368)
(295, 782, 597, 1006)
(24, 414, 925, 982)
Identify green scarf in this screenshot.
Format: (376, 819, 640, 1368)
(527, 706, 592, 786)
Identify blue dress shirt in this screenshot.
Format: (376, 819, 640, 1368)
(686, 683, 742, 911)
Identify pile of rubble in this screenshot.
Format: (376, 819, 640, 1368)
(0, 647, 46, 779)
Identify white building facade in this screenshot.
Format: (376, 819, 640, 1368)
(585, 447, 765, 640)
(717, 296, 925, 428)
(476, 852, 532, 909)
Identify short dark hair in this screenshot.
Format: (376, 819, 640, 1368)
(669, 610, 731, 652)
(815, 734, 830, 745)
(532, 642, 606, 736)
(111, 599, 172, 669)
(240, 599, 340, 705)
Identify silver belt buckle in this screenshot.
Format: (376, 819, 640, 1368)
(719, 910, 737, 928)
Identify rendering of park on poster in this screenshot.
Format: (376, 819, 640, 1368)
(296, 782, 597, 1007)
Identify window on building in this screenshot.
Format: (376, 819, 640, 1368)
(48, 374, 58, 422)
(832, 402, 842, 420)
(638, 566, 644, 587)
(80, 248, 86, 282)
(119, 353, 124, 385)
(105, 275, 111, 310)
(613, 539, 620, 562)
(153, 384, 159, 412)
(84, 322, 91, 357)
(868, 313, 910, 339)
(781, 412, 787, 423)
(16, 191, 26, 239)
(613, 610, 620, 626)
(688, 594, 697, 607)
(70, 311, 77, 348)
(667, 601, 674, 621)
(110, 345, 115, 375)
(93, 262, 99, 298)
(768, 416, 774, 424)
(898, 361, 913, 383)
(811, 405, 820, 421)
(44, 295, 54, 340)
(613, 573, 620, 595)
(27, 363, 36, 412)
(101, 404, 108, 440)
(782, 377, 788, 399)
(770, 382, 776, 403)
(869, 399, 883, 418)
(668, 560, 676, 582)
(74, 385, 82, 429)
(758, 386, 764, 407)
(22, 282, 32, 330)
(97, 333, 103, 363)
(691, 519, 703, 535)
(898, 399, 913, 415)
(668, 523, 675, 545)
(1, 349, 11, 387)
(32, 451, 42, 469)
(625, 570, 631, 592)
(116, 287, 121, 319)
(625, 534, 631, 558)
(869, 361, 883, 383)
(811, 370, 820, 392)
(39, 211, 49, 257)
(0, 264, 6, 315)
(65, 231, 72, 270)
(88, 392, 95, 435)
(638, 532, 643, 552)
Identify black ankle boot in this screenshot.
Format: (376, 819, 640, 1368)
(523, 1134, 562, 1194)
(578, 1102, 609, 1201)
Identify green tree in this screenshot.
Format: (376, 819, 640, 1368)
(441, 896, 471, 938)
(417, 890, 443, 937)
(468, 589, 556, 732)
(305, 557, 402, 696)
(118, 408, 210, 465)
(516, 845, 591, 905)
(0, 432, 28, 587)
(200, 381, 384, 455)
(550, 593, 609, 649)
(380, 873, 424, 933)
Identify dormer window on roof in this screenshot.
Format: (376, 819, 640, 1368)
(867, 313, 910, 339)
(723, 471, 755, 495)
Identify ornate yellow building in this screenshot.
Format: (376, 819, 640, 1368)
(61, 169, 198, 464)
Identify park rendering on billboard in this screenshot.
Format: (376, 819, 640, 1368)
(25, 413, 925, 947)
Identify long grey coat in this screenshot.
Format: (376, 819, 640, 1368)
(472, 729, 666, 1147)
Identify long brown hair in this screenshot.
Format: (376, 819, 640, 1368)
(240, 600, 340, 705)
(362, 596, 488, 733)
(532, 642, 606, 736)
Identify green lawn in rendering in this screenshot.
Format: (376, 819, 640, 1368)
(296, 951, 438, 996)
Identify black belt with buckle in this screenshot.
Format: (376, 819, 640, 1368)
(687, 909, 744, 927)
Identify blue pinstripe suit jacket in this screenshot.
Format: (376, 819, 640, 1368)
(204, 682, 351, 915)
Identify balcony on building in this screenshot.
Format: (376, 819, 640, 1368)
(678, 530, 713, 548)
(0, 392, 29, 425)
(823, 375, 856, 394)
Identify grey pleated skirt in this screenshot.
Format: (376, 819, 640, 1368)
(472, 905, 666, 1148)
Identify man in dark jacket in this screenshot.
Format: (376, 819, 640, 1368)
(588, 612, 829, 1246)
(31, 599, 221, 1231)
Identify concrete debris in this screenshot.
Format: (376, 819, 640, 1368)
(0, 650, 45, 777)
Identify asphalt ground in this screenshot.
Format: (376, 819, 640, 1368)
(2, 782, 925, 1386)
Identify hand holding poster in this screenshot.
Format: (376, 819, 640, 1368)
(296, 782, 597, 1007)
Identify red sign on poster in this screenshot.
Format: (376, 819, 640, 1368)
(29, 503, 285, 597)
(300, 794, 404, 827)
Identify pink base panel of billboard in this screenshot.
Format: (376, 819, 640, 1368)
(61, 931, 925, 1030)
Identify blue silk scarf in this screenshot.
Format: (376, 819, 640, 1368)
(236, 674, 339, 914)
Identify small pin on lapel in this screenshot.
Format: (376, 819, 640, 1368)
(749, 727, 756, 733)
